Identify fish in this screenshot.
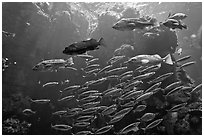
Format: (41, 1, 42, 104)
(86, 58, 99, 65)
(108, 114, 125, 124)
(2, 30, 16, 37)
(148, 72, 173, 84)
(167, 102, 187, 112)
(52, 110, 67, 116)
(176, 55, 191, 62)
(112, 17, 156, 31)
(97, 65, 113, 75)
(80, 107, 100, 115)
(139, 65, 160, 73)
(124, 54, 173, 67)
(168, 12, 187, 20)
(82, 68, 100, 78)
(107, 55, 126, 65)
(42, 82, 59, 87)
(105, 66, 128, 75)
(163, 19, 187, 30)
(73, 122, 90, 127)
(103, 88, 123, 97)
(63, 38, 107, 55)
(110, 107, 133, 118)
(132, 72, 156, 81)
(119, 71, 133, 79)
(79, 101, 101, 109)
(76, 54, 94, 59)
(101, 104, 117, 116)
(22, 109, 36, 116)
(95, 125, 114, 135)
(77, 95, 100, 104)
(138, 113, 157, 122)
(120, 74, 133, 82)
(51, 124, 72, 131)
(175, 47, 182, 56)
(124, 80, 143, 91)
(190, 83, 202, 93)
(63, 85, 81, 92)
(81, 64, 100, 72)
(121, 90, 144, 100)
(165, 86, 183, 97)
(78, 90, 99, 98)
(30, 98, 50, 104)
(58, 95, 75, 102)
(75, 131, 94, 135)
(136, 92, 154, 102)
(180, 61, 196, 68)
(164, 81, 182, 92)
(76, 115, 95, 122)
(118, 122, 140, 134)
(133, 105, 147, 113)
(144, 82, 162, 93)
(120, 101, 136, 108)
(141, 118, 163, 132)
(106, 75, 119, 81)
(32, 57, 74, 72)
(87, 77, 107, 86)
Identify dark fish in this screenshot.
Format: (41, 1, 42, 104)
(180, 61, 196, 68)
(32, 58, 74, 72)
(176, 55, 191, 62)
(58, 95, 75, 102)
(118, 122, 140, 134)
(138, 113, 157, 122)
(95, 125, 114, 134)
(148, 72, 173, 84)
(190, 83, 202, 93)
(142, 119, 163, 132)
(63, 38, 107, 55)
(51, 124, 72, 131)
(136, 92, 154, 102)
(75, 131, 94, 135)
(144, 82, 162, 93)
(167, 102, 187, 112)
(22, 109, 36, 116)
(124, 54, 173, 67)
(101, 104, 117, 116)
(133, 105, 147, 113)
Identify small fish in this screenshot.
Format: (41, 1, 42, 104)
(86, 58, 99, 65)
(138, 113, 157, 122)
(102, 87, 117, 95)
(95, 125, 114, 135)
(125, 54, 173, 67)
(119, 71, 133, 78)
(88, 77, 107, 86)
(121, 90, 144, 100)
(76, 115, 95, 122)
(141, 119, 163, 132)
(190, 83, 202, 93)
(168, 12, 187, 20)
(182, 86, 193, 92)
(118, 122, 140, 134)
(63, 38, 107, 55)
(101, 104, 117, 116)
(65, 66, 78, 71)
(22, 109, 36, 116)
(165, 86, 183, 97)
(78, 90, 99, 98)
(30, 98, 50, 104)
(139, 65, 160, 73)
(58, 95, 75, 102)
(81, 64, 100, 72)
(104, 88, 123, 97)
(111, 107, 133, 118)
(32, 57, 74, 72)
(73, 122, 90, 127)
(136, 92, 154, 102)
(152, 88, 162, 94)
(144, 82, 162, 93)
(52, 110, 67, 116)
(83, 68, 100, 78)
(124, 80, 143, 91)
(106, 75, 119, 81)
(132, 72, 155, 81)
(108, 114, 125, 124)
(167, 102, 187, 112)
(107, 55, 126, 65)
(163, 19, 187, 30)
(76, 54, 94, 59)
(115, 82, 126, 88)
(42, 82, 59, 87)
(176, 55, 191, 62)
(164, 81, 182, 92)
(120, 101, 136, 108)
(75, 131, 94, 135)
(148, 72, 173, 84)
(63, 85, 81, 92)
(79, 101, 101, 109)
(112, 17, 156, 31)
(77, 95, 100, 103)
(51, 124, 72, 131)
(133, 105, 147, 113)
(120, 74, 133, 82)
(97, 64, 113, 75)
(105, 66, 128, 75)
(180, 61, 196, 68)
(80, 107, 100, 115)
(2, 30, 16, 37)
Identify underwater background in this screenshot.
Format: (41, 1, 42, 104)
(2, 2, 202, 135)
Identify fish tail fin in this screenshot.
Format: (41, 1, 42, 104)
(98, 38, 107, 47)
(163, 54, 173, 65)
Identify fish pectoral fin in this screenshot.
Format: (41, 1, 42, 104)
(141, 59, 149, 64)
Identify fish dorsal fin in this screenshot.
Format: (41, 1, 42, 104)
(154, 54, 161, 59)
(141, 59, 149, 64)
